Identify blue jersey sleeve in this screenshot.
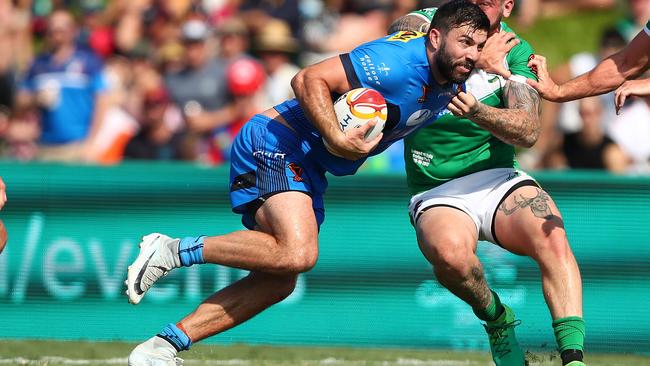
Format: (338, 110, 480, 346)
(340, 38, 411, 97)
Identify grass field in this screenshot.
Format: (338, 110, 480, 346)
(1, 340, 649, 366)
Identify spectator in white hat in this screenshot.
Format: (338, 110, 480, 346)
(165, 19, 237, 158)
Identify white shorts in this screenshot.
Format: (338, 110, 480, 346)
(408, 168, 539, 245)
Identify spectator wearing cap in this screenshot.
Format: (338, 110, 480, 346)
(78, 0, 114, 58)
(217, 17, 251, 62)
(206, 57, 266, 165)
(255, 19, 301, 108)
(164, 19, 237, 156)
(16, 9, 110, 162)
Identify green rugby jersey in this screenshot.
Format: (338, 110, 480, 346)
(404, 22, 538, 195)
(645, 19, 650, 34)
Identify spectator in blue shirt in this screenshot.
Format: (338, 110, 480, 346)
(16, 9, 109, 162)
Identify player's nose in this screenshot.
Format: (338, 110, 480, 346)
(466, 47, 480, 63)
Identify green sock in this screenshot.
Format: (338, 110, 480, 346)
(473, 290, 504, 322)
(553, 316, 585, 353)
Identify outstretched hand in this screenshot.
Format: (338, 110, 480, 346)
(614, 79, 650, 114)
(526, 54, 563, 102)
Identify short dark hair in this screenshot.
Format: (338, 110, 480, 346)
(428, 0, 490, 35)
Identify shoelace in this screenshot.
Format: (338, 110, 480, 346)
(484, 320, 522, 358)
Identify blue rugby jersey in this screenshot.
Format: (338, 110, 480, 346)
(275, 31, 462, 176)
(20, 47, 108, 144)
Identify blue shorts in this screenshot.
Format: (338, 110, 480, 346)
(229, 114, 327, 230)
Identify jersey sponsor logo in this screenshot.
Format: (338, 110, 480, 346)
(288, 162, 304, 182)
(488, 75, 500, 84)
(387, 31, 425, 42)
(253, 150, 286, 160)
(406, 109, 435, 126)
(411, 149, 433, 167)
(377, 63, 391, 76)
(506, 171, 521, 182)
(358, 54, 381, 85)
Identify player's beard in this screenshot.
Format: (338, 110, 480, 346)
(435, 41, 474, 84)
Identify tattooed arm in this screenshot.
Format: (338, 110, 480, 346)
(447, 80, 542, 148)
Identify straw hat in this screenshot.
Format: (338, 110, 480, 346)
(255, 20, 298, 53)
(217, 17, 249, 37)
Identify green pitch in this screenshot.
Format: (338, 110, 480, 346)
(1, 340, 649, 366)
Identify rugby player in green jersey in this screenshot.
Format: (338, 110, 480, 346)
(392, 2, 586, 366)
(529, 19, 650, 113)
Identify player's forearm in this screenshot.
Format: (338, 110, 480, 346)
(291, 70, 343, 145)
(557, 59, 628, 102)
(469, 104, 540, 147)
(557, 44, 648, 101)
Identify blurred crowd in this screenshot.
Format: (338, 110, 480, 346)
(0, 0, 648, 174)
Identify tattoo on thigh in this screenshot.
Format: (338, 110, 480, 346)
(498, 188, 553, 219)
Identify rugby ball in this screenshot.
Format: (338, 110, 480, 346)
(333, 88, 387, 141)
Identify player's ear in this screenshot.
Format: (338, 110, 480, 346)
(429, 28, 441, 50)
(502, 0, 515, 17)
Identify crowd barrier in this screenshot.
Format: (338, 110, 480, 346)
(1, 162, 648, 352)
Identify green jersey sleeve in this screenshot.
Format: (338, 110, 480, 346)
(410, 7, 437, 22)
(645, 19, 650, 35)
(502, 23, 538, 81)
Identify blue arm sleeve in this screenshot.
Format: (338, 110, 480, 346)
(340, 39, 408, 99)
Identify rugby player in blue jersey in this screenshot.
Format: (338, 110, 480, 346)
(125, 2, 489, 364)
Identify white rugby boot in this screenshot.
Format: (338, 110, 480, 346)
(126, 233, 182, 304)
(128, 336, 183, 366)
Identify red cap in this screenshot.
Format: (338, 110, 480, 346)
(226, 58, 266, 96)
(89, 27, 114, 58)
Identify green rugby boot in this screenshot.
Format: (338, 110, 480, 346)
(483, 305, 525, 366)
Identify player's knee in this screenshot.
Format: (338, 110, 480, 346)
(533, 230, 571, 263)
(277, 239, 319, 273)
(287, 247, 318, 273)
(429, 238, 473, 279)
